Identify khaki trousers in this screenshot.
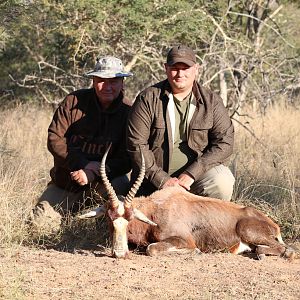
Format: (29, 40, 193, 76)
(190, 164, 235, 201)
(137, 164, 235, 201)
(30, 175, 130, 234)
(37, 175, 130, 213)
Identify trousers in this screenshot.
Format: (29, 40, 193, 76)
(190, 164, 235, 201)
(30, 175, 130, 234)
(138, 164, 235, 201)
(37, 175, 130, 213)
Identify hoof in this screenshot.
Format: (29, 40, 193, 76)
(257, 253, 265, 260)
(193, 248, 202, 255)
(284, 248, 296, 261)
(146, 243, 159, 257)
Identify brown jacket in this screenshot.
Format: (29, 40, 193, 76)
(127, 79, 234, 189)
(48, 88, 131, 191)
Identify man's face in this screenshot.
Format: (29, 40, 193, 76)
(165, 62, 199, 94)
(93, 76, 124, 108)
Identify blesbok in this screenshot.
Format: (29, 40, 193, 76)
(79, 144, 295, 260)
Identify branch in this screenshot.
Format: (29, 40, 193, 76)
(228, 10, 295, 48)
(9, 74, 70, 94)
(73, 29, 86, 68)
(232, 117, 281, 160)
(203, 67, 249, 86)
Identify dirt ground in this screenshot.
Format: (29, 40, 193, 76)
(1, 243, 299, 300)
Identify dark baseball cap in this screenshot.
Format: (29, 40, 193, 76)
(166, 45, 196, 67)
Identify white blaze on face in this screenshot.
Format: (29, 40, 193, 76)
(112, 217, 129, 258)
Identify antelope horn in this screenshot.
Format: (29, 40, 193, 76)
(100, 142, 119, 208)
(124, 151, 145, 208)
(133, 208, 157, 226)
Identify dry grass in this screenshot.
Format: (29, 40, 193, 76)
(232, 103, 300, 240)
(0, 104, 52, 247)
(0, 102, 299, 250)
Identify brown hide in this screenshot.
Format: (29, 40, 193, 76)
(127, 186, 280, 252)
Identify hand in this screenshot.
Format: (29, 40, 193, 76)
(70, 169, 95, 186)
(178, 173, 194, 190)
(162, 177, 181, 189)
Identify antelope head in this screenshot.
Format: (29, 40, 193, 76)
(78, 143, 157, 258)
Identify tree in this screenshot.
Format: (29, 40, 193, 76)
(0, 0, 299, 111)
(197, 0, 300, 116)
(0, 0, 219, 103)
(0, 0, 32, 100)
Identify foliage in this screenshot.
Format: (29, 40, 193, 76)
(0, 0, 25, 50)
(0, 0, 299, 110)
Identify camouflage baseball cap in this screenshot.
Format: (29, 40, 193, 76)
(166, 45, 196, 67)
(85, 56, 133, 78)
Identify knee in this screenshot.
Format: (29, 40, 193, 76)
(192, 165, 235, 201)
(212, 170, 235, 200)
(30, 201, 62, 234)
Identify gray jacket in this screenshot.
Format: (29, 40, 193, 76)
(127, 79, 234, 189)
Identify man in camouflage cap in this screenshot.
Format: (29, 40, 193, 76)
(31, 56, 133, 234)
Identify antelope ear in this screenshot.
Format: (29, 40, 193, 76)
(133, 208, 157, 226)
(77, 206, 106, 219)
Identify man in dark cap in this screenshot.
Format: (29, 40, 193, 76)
(31, 56, 133, 233)
(127, 45, 235, 200)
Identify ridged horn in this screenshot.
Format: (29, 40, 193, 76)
(100, 142, 119, 208)
(124, 151, 145, 208)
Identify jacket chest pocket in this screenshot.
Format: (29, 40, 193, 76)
(149, 117, 166, 148)
(189, 123, 212, 151)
